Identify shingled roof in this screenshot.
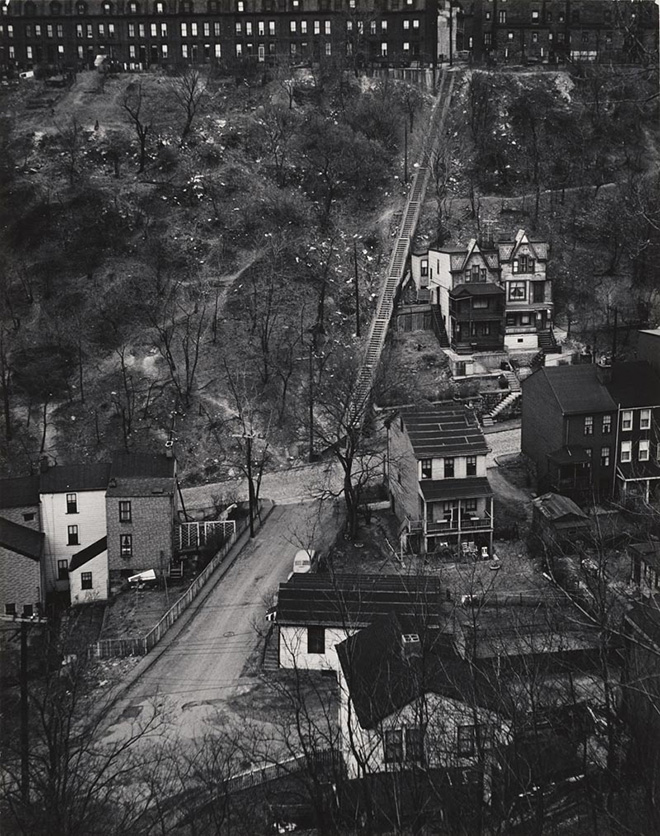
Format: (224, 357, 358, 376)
(531, 366, 617, 416)
(0, 517, 43, 561)
(0, 475, 39, 509)
(275, 574, 452, 629)
(40, 463, 111, 494)
(106, 452, 176, 497)
(400, 405, 489, 459)
(605, 361, 660, 409)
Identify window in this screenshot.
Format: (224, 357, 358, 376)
(150, 22, 157, 36)
(162, 43, 169, 56)
(457, 725, 475, 756)
(23, 605, 34, 618)
(622, 410, 633, 431)
(203, 22, 210, 35)
(50, 0, 62, 13)
(602, 414, 612, 434)
(466, 455, 477, 476)
(58, 559, 69, 580)
(444, 458, 455, 478)
(412, 18, 419, 29)
(129, 44, 136, 57)
(128, 1, 139, 11)
(584, 416, 593, 436)
(81, 572, 93, 590)
(67, 525, 79, 546)
(181, 43, 188, 57)
(128, 23, 135, 36)
(601, 446, 610, 467)
(508, 281, 526, 301)
(380, 41, 387, 57)
(269, 20, 275, 34)
(420, 258, 429, 279)
(237, 0, 244, 8)
(405, 727, 424, 762)
(420, 459, 432, 480)
(639, 440, 650, 461)
(498, 10, 506, 23)
(531, 32, 538, 44)
(138, 22, 145, 35)
(370, 20, 376, 34)
(382, 20, 387, 31)
(214, 22, 220, 36)
(66, 493, 78, 514)
(307, 626, 325, 654)
(473, 298, 488, 309)
(5, 603, 16, 616)
(384, 729, 404, 763)
(403, 19, 410, 29)
(532, 281, 544, 302)
(120, 534, 133, 558)
(259, 20, 266, 34)
(99, 23, 105, 35)
(181, 22, 187, 36)
(471, 264, 480, 282)
(235, 21, 242, 34)
(244, 21, 251, 34)
(102, 1, 113, 13)
(621, 441, 632, 463)
(464, 497, 477, 513)
(23, 512, 35, 522)
(161, 22, 167, 36)
(76, 0, 87, 10)
(214, 43, 221, 56)
(47, 24, 54, 37)
(26, 24, 33, 37)
(324, 20, 330, 34)
(324, 41, 331, 55)
(155, 1, 165, 11)
(289, 20, 296, 32)
(640, 409, 651, 430)
(532, 9, 539, 21)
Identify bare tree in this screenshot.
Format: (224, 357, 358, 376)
(170, 69, 207, 143)
(122, 82, 153, 174)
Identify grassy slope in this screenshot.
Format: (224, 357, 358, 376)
(1, 68, 434, 481)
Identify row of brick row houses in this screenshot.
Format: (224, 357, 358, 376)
(0, 0, 656, 72)
(0, 451, 178, 617)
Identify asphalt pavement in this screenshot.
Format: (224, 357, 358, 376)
(101, 500, 342, 745)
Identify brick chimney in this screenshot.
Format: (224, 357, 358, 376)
(595, 357, 613, 385)
(401, 632, 422, 661)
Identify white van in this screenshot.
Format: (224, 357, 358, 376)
(292, 549, 317, 574)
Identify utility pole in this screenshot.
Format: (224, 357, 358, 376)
(353, 238, 361, 338)
(404, 120, 408, 183)
(611, 305, 618, 361)
(245, 432, 255, 538)
(1, 613, 48, 804)
(308, 343, 315, 462)
(20, 621, 29, 802)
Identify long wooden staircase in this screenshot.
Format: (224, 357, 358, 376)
(346, 71, 457, 427)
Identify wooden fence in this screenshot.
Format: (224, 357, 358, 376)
(91, 513, 252, 659)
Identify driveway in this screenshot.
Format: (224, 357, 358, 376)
(102, 500, 342, 745)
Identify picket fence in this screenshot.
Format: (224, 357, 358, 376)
(92, 513, 252, 659)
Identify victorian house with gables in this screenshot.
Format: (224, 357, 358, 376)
(386, 403, 493, 556)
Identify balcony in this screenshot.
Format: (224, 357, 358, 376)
(409, 514, 493, 536)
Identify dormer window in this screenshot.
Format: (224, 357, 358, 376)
(50, 1, 62, 14)
(128, 0, 139, 10)
(420, 459, 432, 480)
(155, 1, 166, 12)
(102, 1, 113, 14)
(180, 0, 193, 10)
(25, 0, 37, 13)
(76, 0, 87, 12)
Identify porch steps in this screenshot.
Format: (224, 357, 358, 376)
(503, 370, 521, 392)
(261, 625, 280, 673)
(488, 390, 522, 420)
(345, 71, 457, 429)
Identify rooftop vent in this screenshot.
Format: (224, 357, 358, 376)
(401, 632, 421, 661)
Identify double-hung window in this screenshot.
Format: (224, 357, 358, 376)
(621, 441, 632, 463)
(640, 409, 651, 430)
(66, 493, 78, 514)
(67, 525, 79, 546)
(420, 459, 432, 480)
(622, 410, 633, 431)
(639, 440, 650, 461)
(81, 572, 93, 590)
(584, 416, 593, 436)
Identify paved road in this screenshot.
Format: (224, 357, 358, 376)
(103, 501, 342, 745)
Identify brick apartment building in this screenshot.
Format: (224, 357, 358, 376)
(1, 0, 656, 75)
(522, 359, 660, 505)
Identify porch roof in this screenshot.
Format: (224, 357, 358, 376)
(547, 446, 592, 466)
(419, 477, 492, 503)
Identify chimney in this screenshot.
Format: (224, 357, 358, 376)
(39, 456, 49, 474)
(595, 357, 613, 385)
(401, 632, 422, 661)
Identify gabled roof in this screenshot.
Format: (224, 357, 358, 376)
(450, 283, 505, 297)
(419, 476, 492, 503)
(336, 612, 472, 728)
(0, 475, 40, 509)
(0, 517, 43, 561)
(70, 536, 108, 572)
(547, 446, 592, 466)
(40, 463, 111, 494)
(399, 405, 489, 459)
(529, 366, 617, 416)
(107, 452, 176, 497)
(605, 361, 660, 409)
(532, 492, 589, 522)
(498, 229, 549, 263)
(275, 573, 451, 628)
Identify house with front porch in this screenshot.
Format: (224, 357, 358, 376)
(386, 404, 493, 556)
(497, 230, 554, 352)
